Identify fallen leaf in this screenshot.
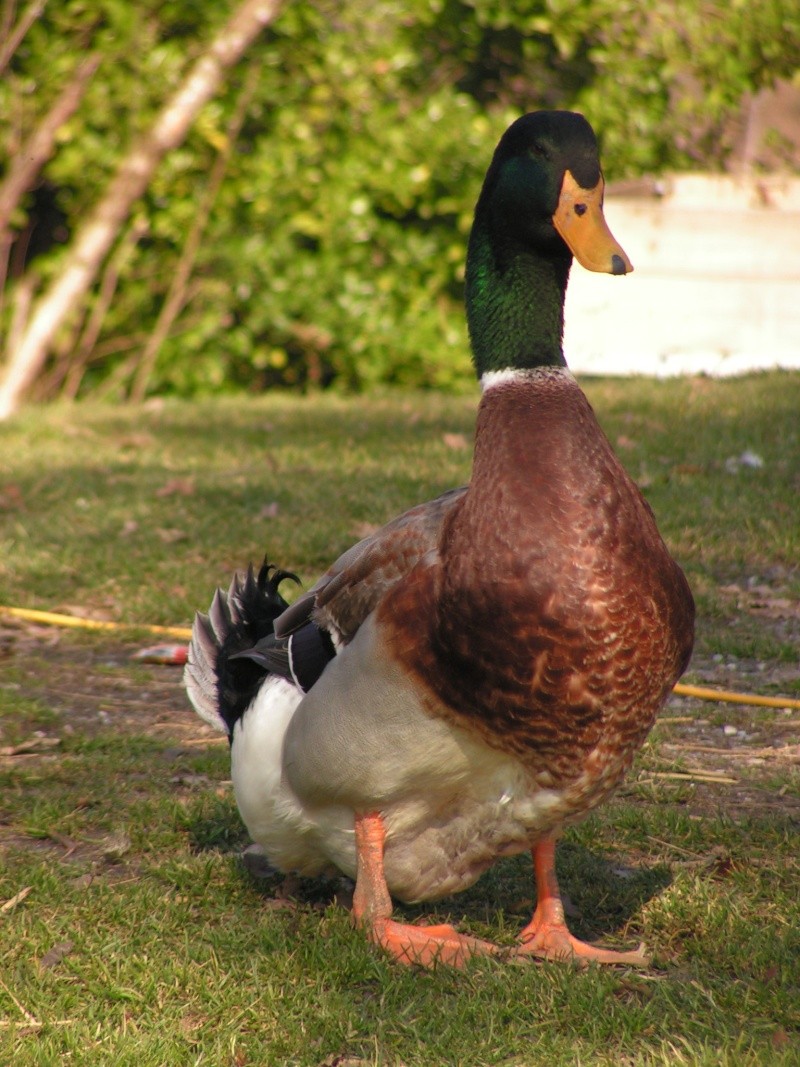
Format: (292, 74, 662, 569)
(1, 886, 32, 913)
(117, 432, 155, 450)
(179, 1013, 206, 1037)
(442, 432, 468, 451)
(120, 519, 139, 536)
(39, 941, 74, 971)
(156, 477, 195, 498)
(709, 854, 736, 879)
(70, 873, 94, 892)
(0, 483, 25, 510)
(772, 1028, 790, 1050)
(155, 527, 188, 543)
(258, 501, 280, 519)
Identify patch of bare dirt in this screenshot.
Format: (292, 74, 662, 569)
(0, 617, 211, 740)
(1, 612, 798, 859)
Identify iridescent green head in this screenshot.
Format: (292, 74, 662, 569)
(465, 111, 632, 378)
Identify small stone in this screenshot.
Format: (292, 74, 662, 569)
(722, 724, 738, 736)
(739, 450, 764, 468)
(101, 830, 132, 861)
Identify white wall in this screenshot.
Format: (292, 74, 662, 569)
(565, 175, 800, 377)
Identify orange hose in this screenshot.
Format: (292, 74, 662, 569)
(672, 682, 800, 710)
(0, 605, 192, 640)
(2, 604, 799, 710)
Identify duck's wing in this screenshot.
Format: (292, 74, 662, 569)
(274, 486, 466, 645)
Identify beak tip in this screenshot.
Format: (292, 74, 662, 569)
(611, 254, 632, 276)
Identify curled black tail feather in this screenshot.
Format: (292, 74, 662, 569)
(184, 560, 300, 738)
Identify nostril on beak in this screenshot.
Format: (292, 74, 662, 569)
(611, 254, 627, 275)
(574, 203, 587, 216)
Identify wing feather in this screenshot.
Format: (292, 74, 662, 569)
(274, 487, 466, 644)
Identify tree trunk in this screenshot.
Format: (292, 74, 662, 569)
(0, 0, 284, 420)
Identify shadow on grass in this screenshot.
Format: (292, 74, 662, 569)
(401, 841, 672, 946)
(186, 802, 671, 946)
(185, 795, 249, 854)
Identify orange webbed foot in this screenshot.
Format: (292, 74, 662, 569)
(515, 913, 649, 966)
(353, 811, 500, 968)
(369, 918, 499, 968)
(514, 837, 650, 967)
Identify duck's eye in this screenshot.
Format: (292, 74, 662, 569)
(528, 142, 550, 161)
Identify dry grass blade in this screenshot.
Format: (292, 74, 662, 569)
(644, 770, 739, 785)
(0, 380, 798, 1064)
(0, 886, 32, 913)
(0, 976, 39, 1026)
(0, 736, 61, 756)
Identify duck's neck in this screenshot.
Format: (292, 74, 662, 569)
(465, 218, 571, 375)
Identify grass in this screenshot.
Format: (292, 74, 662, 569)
(1, 373, 799, 1065)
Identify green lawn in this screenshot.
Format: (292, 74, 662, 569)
(1, 374, 799, 1065)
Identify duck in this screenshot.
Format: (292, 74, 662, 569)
(184, 110, 695, 968)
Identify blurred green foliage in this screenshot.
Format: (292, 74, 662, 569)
(2, 0, 798, 396)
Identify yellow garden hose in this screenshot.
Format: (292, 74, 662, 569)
(671, 682, 800, 710)
(2, 604, 800, 711)
(0, 605, 192, 641)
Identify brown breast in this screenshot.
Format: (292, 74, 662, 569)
(380, 370, 694, 786)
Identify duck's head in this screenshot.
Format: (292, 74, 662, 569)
(466, 111, 632, 376)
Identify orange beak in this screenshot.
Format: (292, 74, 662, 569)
(552, 170, 633, 275)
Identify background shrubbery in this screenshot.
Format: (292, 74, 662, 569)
(2, 0, 799, 398)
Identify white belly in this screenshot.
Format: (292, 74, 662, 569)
(229, 620, 576, 902)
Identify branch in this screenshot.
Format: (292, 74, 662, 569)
(0, 0, 284, 420)
(0, 52, 101, 239)
(0, 0, 46, 77)
(50, 217, 148, 400)
(129, 62, 260, 403)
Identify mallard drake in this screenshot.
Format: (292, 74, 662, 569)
(185, 110, 694, 968)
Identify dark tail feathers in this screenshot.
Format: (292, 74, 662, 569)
(184, 561, 299, 737)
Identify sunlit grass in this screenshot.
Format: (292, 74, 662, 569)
(1, 374, 799, 1064)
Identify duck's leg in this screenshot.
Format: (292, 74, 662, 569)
(352, 811, 499, 968)
(515, 837, 649, 966)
